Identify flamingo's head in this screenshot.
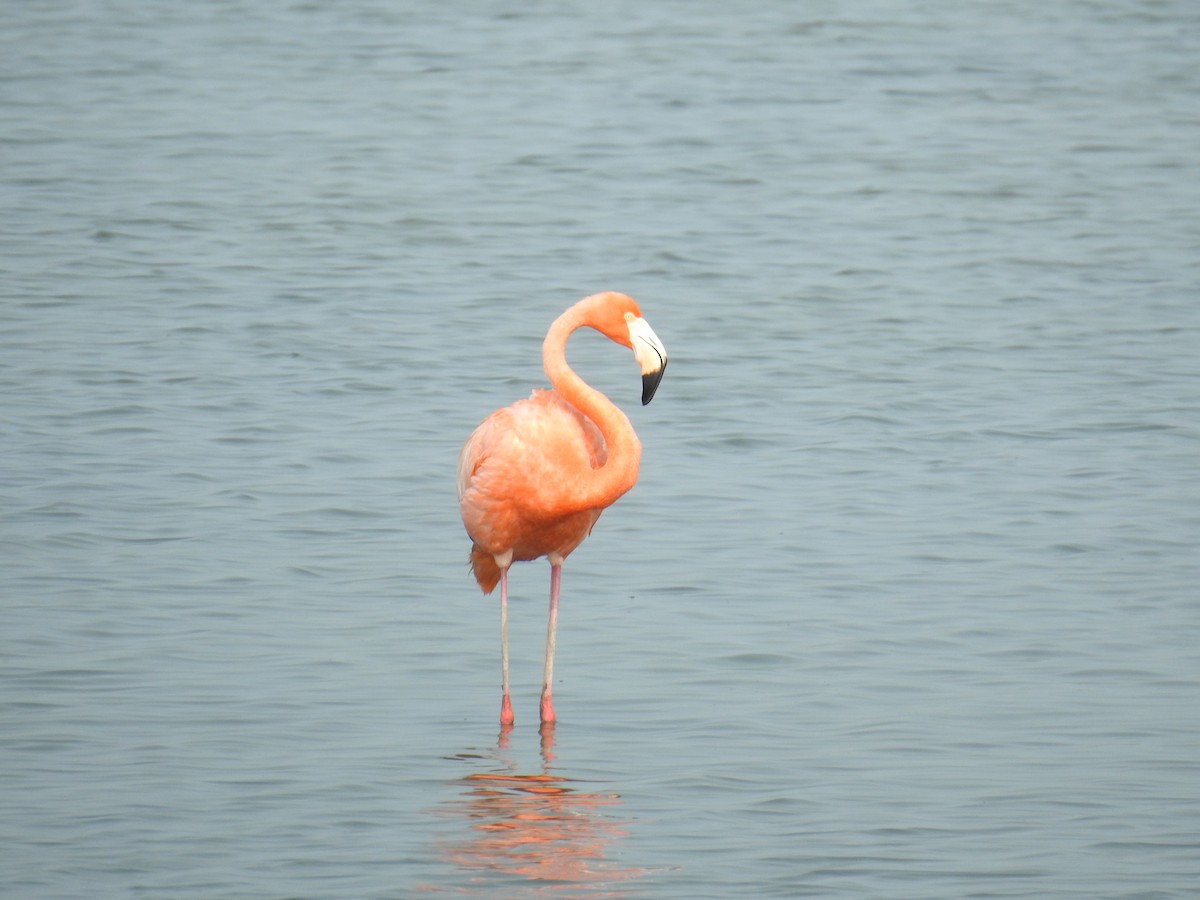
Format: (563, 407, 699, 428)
(580, 292, 668, 405)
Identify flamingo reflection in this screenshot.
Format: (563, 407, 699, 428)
(427, 726, 647, 896)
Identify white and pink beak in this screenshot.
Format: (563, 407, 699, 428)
(628, 316, 667, 405)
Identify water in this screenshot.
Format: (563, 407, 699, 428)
(3, 1, 1199, 896)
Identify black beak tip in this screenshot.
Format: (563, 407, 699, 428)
(641, 363, 666, 405)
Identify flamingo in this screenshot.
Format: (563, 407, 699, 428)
(457, 292, 668, 727)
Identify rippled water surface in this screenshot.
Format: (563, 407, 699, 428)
(4, 1, 1200, 897)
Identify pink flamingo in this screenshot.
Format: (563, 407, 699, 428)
(457, 292, 667, 726)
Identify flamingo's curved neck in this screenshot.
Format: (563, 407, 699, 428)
(543, 307, 641, 514)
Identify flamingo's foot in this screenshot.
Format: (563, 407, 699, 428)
(539, 690, 556, 725)
(500, 693, 514, 726)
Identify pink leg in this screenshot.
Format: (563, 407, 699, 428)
(540, 564, 561, 724)
(499, 567, 514, 727)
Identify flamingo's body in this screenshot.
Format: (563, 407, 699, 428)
(457, 292, 667, 727)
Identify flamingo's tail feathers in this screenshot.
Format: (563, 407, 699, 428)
(470, 544, 501, 594)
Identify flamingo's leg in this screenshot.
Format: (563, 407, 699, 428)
(540, 563, 561, 724)
(499, 567, 514, 727)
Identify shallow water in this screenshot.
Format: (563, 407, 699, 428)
(3, 1, 1200, 896)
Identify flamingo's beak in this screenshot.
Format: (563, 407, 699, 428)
(629, 317, 667, 405)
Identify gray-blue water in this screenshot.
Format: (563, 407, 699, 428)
(4, 1, 1199, 896)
